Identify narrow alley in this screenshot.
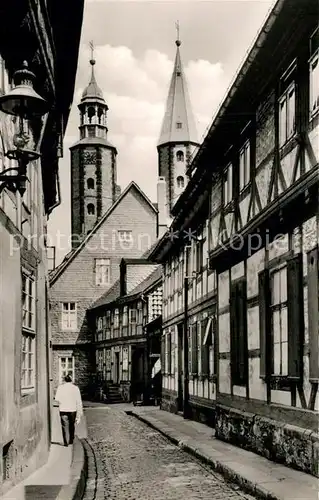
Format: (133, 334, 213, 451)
(82, 406, 255, 500)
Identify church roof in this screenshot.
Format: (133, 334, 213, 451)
(158, 40, 199, 147)
(81, 58, 105, 103)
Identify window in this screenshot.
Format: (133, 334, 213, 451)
(279, 83, 295, 147)
(239, 141, 250, 191)
(310, 28, 319, 116)
(223, 163, 232, 206)
(270, 267, 288, 376)
(114, 309, 119, 328)
(201, 315, 216, 377)
(62, 302, 77, 331)
(176, 175, 184, 189)
(97, 316, 103, 331)
(259, 254, 304, 380)
(58, 356, 74, 384)
(176, 150, 184, 162)
(230, 280, 248, 385)
(123, 306, 128, 327)
(118, 230, 133, 246)
(87, 178, 95, 190)
(95, 258, 110, 285)
(122, 347, 129, 371)
(21, 272, 36, 393)
(87, 203, 95, 215)
(129, 308, 137, 323)
(176, 122, 182, 129)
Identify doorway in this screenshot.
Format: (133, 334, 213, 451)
(177, 323, 184, 411)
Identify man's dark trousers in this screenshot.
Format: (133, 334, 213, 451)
(60, 411, 76, 446)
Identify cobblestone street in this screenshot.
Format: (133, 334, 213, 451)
(82, 407, 256, 500)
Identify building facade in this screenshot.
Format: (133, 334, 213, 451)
(49, 36, 199, 397)
(0, 0, 83, 494)
(91, 261, 162, 403)
(49, 182, 158, 396)
(151, 0, 319, 477)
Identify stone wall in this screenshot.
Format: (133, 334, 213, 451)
(215, 404, 319, 477)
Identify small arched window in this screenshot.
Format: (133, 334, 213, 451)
(176, 150, 184, 162)
(87, 203, 95, 215)
(87, 178, 94, 190)
(177, 176, 185, 189)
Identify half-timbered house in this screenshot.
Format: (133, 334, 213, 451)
(150, 0, 319, 476)
(90, 260, 162, 403)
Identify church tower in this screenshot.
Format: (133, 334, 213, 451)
(157, 33, 200, 215)
(70, 49, 119, 246)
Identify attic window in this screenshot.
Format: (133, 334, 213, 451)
(176, 70, 181, 76)
(176, 122, 182, 129)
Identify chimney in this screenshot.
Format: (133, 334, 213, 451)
(157, 176, 169, 238)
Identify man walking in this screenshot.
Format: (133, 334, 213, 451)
(55, 375, 83, 446)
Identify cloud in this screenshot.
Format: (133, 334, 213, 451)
(48, 43, 230, 263)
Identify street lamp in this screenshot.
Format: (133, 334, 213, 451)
(0, 61, 49, 197)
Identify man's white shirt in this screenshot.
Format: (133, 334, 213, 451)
(55, 382, 83, 416)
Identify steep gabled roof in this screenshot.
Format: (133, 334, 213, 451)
(158, 40, 199, 147)
(49, 181, 158, 286)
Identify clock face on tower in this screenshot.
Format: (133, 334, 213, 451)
(83, 151, 97, 164)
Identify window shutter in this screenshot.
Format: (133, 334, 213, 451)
(308, 247, 319, 381)
(230, 283, 238, 383)
(192, 322, 198, 374)
(287, 253, 304, 380)
(258, 270, 270, 379)
(201, 317, 209, 377)
(167, 332, 172, 374)
(237, 280, 248, 384)
(161, 335, 166, 375)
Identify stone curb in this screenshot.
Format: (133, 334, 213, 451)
(126, 410, 280, 500)
(57, 437, 88, 500)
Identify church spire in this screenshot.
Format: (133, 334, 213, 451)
(157, 27, 198, 147)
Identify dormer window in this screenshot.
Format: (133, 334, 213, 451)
(176, 150, 184, 162)
(176, 122, 182, 129)
(87, 178, 95, 190)
(87, 203, 95, 215)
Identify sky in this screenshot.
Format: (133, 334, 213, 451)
(48, 0, 274, 265)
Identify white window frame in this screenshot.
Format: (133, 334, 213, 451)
(61, 302, 77, 331)
(279, 82, 296, 147)
(21, 271, 36, 394)
(223, 163, 232, 206)
(58, 356, 75, 384)
(239, 140, 250, 191)
(270, 266, 288, 376)
(95, 258, 111, 286)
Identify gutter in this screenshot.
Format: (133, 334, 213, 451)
(187, 0, 284, 176)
